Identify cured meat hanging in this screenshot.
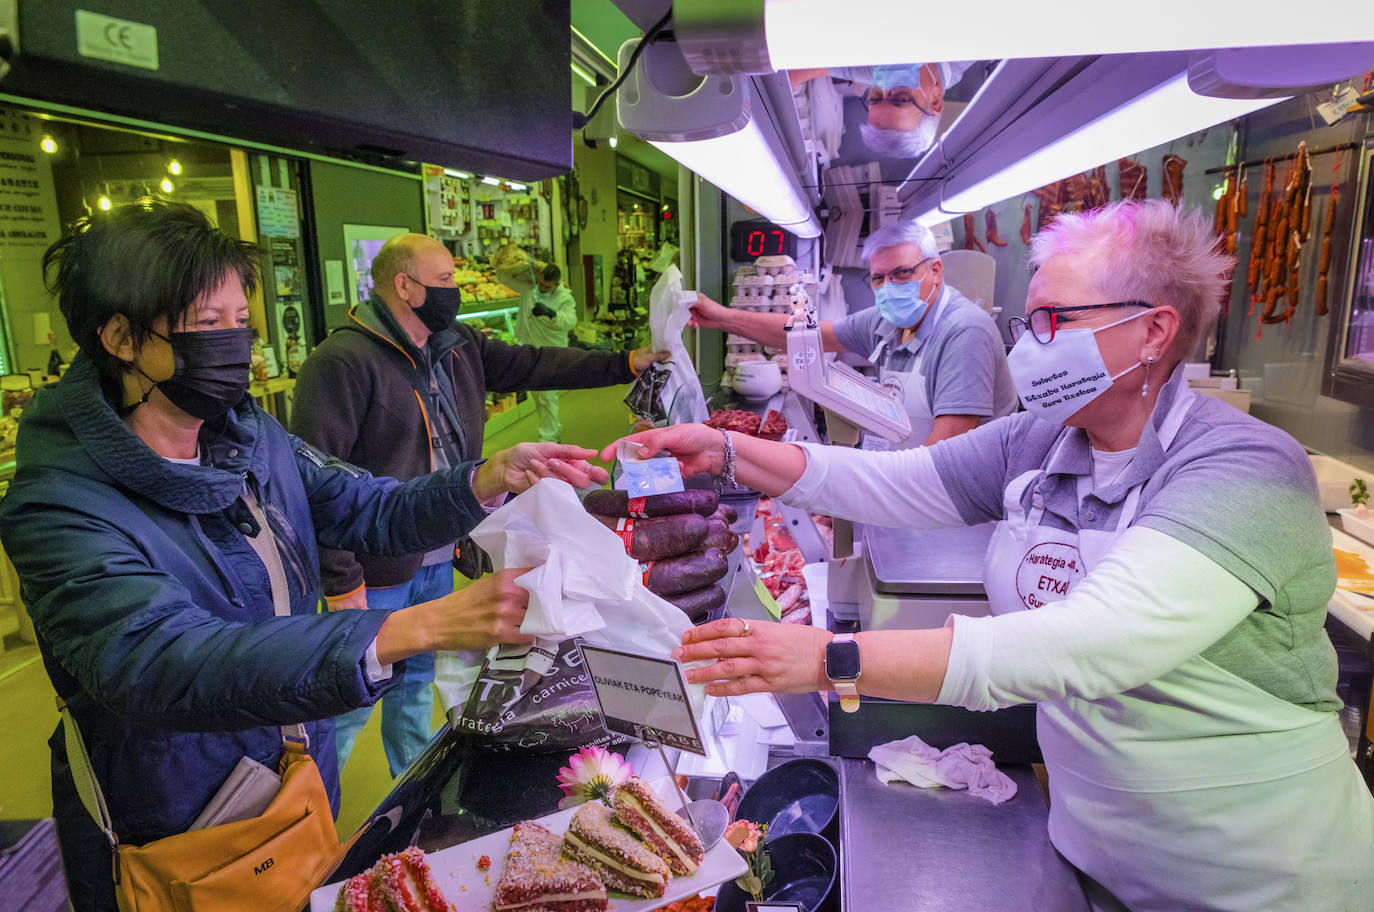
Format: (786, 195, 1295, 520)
(963, 212, 987, 252)
(985, 209, 1008, 247)
(1317, 183, 1339, 316)
(1260, 141, 1312, 326)
(1118, 157, 1148, 201)
(1161, 154, 1187, 206)
(1020, 203, 1033, 245)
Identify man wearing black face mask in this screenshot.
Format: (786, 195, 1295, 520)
(293, 233, 667, 777)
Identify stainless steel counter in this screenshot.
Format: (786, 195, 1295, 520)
(861, 522, 996, 596)
(839, 758, 1087, 911)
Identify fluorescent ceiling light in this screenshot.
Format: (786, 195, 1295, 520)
(571, 61, 596, 86)
(924, 72, 1283, 220)
(443, 168, 472, 179)
(649, 117, 819, 237)
(481, 176, 501, 186)
(506, 181, 528, 191)
(758, 0, 1360, 70)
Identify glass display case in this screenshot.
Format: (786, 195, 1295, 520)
(1324, 137, 1374, 407)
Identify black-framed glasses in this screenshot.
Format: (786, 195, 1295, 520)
(867, 258, 933, 290)
(860, 88, 936, 118)
(1007, 301, 1152, 344)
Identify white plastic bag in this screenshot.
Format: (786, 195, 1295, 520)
(434, 480, 703, 721)
(649, 265, 709, 426)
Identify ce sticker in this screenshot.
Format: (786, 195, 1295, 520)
(104, 23, 135, 51)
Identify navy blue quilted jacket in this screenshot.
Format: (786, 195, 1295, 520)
(0, 354, 491, 909)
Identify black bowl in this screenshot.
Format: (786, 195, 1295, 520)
(715, 833, 838, 912)
(735, 758, 839, 843)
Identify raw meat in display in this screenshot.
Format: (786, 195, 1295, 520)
(705, 409, 761, 436)
(758, 409, 788, 441)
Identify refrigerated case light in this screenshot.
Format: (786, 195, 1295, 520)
(648, 115, 820, 237)
(691, 0, 1358, 72)
(916, 72, 1282, 223)
(571, 61, 597, 86)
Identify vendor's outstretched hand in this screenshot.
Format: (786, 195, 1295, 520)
(631, 346, 671, 374)
(687, 293, 730, 330)
(477, 442, 610, 501)
(672, 617, 832, 697)
(601, 423, 723, 478)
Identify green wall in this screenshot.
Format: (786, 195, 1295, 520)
(308, 161, 425, 333)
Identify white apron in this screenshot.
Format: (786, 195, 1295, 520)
(868, 285, 949, 448)
(982, 387, 1374, 912)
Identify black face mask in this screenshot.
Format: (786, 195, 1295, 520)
(406, 276, 464, 333)
(137, 328, 253, 421)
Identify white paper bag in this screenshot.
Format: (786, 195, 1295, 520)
(434, 480, 702, 716)
(649, 265, 709, 426)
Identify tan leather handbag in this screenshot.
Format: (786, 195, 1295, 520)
(60, 488, 342, 911)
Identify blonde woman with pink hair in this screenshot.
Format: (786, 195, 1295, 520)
(608, 200, 1374, 911)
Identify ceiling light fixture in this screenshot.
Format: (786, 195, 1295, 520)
(481, 176, 502, 186)
(443, 168, 473, 179)
(40, 135, 56, 154)
(674, 0, 1364, 74)
(167, 160, 182, 175)
(160, 178, 174, 193)
(616, 36, 820, 238)
(97, 196, 111, 211)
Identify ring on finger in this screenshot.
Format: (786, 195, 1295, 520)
(739, 619, 751, 638)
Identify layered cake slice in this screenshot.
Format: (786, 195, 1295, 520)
(611, 777, 706, 875)
(562, 801, 671, 899)
(335, 845, 451, 912)
(494, 820, 608, 912)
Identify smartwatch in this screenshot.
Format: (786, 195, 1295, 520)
(824, 633, 862, 713)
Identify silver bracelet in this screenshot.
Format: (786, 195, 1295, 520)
(716, 429, 736, 491)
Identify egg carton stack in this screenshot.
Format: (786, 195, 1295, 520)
(725, 255, 818, 382)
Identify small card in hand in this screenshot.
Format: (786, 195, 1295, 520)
(188, 756, 282, 831)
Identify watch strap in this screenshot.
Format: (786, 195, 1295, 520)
(827, 633, 861, 713)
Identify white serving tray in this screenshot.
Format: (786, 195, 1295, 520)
(1337, 508, 1374, 547)
(310, 788, 747, 911)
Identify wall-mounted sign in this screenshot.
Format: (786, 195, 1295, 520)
(255, 185, 299, 239)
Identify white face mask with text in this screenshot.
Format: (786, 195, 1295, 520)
(1007, 309, 1150, 425)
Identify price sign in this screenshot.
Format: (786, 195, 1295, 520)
(747, 903, 804, 912)
(579, 643, 707, 756)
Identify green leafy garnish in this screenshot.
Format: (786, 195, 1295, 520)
(1351, 478, 1369, 507)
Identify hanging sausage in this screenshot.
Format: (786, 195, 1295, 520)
(1317, 184, 1339, 317)
(985, 210, 1008, 247)
(1161, 154, 1187, 206)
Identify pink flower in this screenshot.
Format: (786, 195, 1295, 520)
(555, 746, 633, 810)
(724, 820, 762, 854)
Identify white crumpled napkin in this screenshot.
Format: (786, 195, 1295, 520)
(868, 733, 1018, 805)
(434, 479, 700, 712)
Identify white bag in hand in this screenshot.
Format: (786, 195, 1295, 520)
(433, 480, 700, 715)
(649, 265, 709, 425)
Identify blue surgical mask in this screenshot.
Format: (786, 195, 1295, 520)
(873, 63, 927, 91)
(1006, 310, 1151, 425)
(874, 279, 931, 328)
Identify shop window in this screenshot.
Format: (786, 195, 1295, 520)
(1324, 138, 1374, 408)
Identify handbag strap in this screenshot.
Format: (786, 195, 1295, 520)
(57, 484, 314, 845)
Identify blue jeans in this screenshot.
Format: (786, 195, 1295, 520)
(332, 561, 454, 777)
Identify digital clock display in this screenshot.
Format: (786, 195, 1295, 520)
(730, 219, 797, 262)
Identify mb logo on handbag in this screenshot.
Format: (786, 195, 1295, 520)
(254, 857, 275, 875)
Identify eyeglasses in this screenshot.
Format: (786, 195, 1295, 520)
(867, 258, 933, 290)
(1007, 301, 1152, 344)
(861, 88, 936, 118)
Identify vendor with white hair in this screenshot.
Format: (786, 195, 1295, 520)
(614, 200, 1374, 911)
(690, 218, 1016, 446)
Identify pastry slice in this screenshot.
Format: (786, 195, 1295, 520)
(611, 777, 706, 875)
(562, 801, 671, 899)
(334, 869, 386, 912)
(494, 820, 608, 912)
(371, 846, 454, 912)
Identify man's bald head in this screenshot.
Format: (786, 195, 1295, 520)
(371, 234, 449, 303)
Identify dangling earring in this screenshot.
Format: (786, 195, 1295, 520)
(1141, 356, 1154, 398)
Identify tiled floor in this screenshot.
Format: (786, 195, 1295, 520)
(1, 383, 638, 841)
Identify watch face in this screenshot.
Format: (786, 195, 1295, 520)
(826, 641, 861, 680)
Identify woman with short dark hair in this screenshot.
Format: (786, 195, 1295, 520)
(3, 199, 606, 910)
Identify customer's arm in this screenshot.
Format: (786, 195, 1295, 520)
(0, 499, 396, 729)
(290, 349, 370, 606)
(476, 329, 635, 393)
